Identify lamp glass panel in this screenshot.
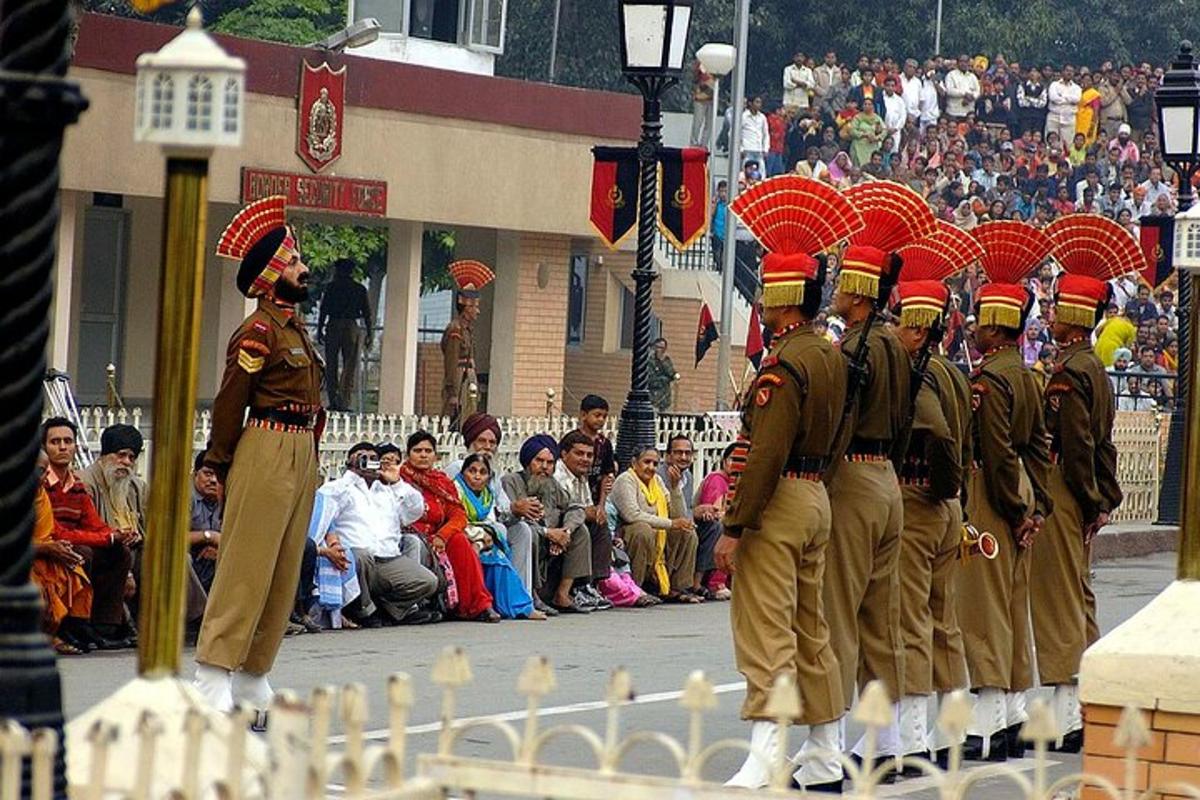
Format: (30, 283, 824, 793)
(622, 4, 668, 68)
(1161, 105, 1197, 158)
(666, 5, 692, 70)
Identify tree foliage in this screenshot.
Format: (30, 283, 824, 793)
(81, 0, 347, 45)
(421, 230, 456, 295)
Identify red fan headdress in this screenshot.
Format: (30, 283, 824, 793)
(215, 196, 297, 298)
(839, 181, 938, 298)
(729, 176, 864, 307)
(1046, 214, 1145, 328)
(448, 260, 495, 297)
(894, 220, 985, 328)
(972, 221, 1053, 330)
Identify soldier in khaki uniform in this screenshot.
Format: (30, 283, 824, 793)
(890, 273, 973, 765)
(957, 221, 1055, 762)
(1033, 218, 1126, 752)
(441, 260, 494, 427)
(195, 196, 323, 717)
(718, 250, 847, 793)
(824, 243, 911, 764)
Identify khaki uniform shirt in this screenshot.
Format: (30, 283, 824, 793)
(838, 323, 913, 452)
(970, 346, 1054, 527)
(441, 316, 476, 415)
(1044, 340, 1123, 522)
(903, 353, 972, 501)
(725, 326, 847, 536)
(206, 298, 323, 470)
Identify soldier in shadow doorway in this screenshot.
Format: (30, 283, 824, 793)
(318, 258, 373, 412)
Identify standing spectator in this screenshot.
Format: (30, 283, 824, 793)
(1075, 72, 1102, 146)
(648, 337, 679, 412)
(1132, 345, 1173, 400)
(918, 60, 942, 135)
(710, 180, 728, 268)
(1159, 289, 1179, 329)
(1124, 283, 1160, 324)
(900, 58, 922, 124)
(691, 58, 716, 146)
(783, 51, 814, 113)
(848, 69, 883, 116)
(1098, 73, 1130, 134)
(1110, 347, 1133, 394)
(740, 95, 770, 169)
(945, 54, 981, 121)
(765, 103, 789, 176)
(813, 50, 842, 121)
(881, 76, 907, 155)
(1047, 65, 1082, 144)
(1015, 67, 1049, 135)
(848, 101, 886, 166)
(1139, 167, 1173, 207)
(1126, 72, 1154, 139)
(318, 258, 373, 412)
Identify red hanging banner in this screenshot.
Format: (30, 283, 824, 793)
(589, 146, 639, 248)
(658, 147, 710, 251)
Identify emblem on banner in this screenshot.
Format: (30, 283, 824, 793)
(297, 60, 346, 173)
(607, 185, 625, 209)
(672, 184, 694, 210)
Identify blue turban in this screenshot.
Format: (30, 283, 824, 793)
(519, 434, 559, 468)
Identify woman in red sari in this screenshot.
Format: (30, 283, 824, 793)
(398, 431, 500, 622)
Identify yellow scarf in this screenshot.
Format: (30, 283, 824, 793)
(631, 469, 671, 594)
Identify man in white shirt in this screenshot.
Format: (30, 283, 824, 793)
(312, 442, 439, 626)
(740, 95, 770, 169)
(900, 59, 922, 124)
(1139, 167, 1174, 208)
(783, 51, 814, 112)
(882, 76, 907, 155)
(918, 60, 942, 135)
(944, 54, 980, 120)
(1047, 65, 1082, 146)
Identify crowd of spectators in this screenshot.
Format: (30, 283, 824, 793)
(700, 50, 1181, 405)
(30, 397, 733, 656)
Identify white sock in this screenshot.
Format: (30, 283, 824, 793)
(851, 703, 901, 758)
(928, 692, 967, 751)
(193, 664, 233, 713)
(1053, 684, 1082, 739)
(793, 718, 845, 786)
(725, 721, 779, 788)
(1006, 690, 1029, 728)
(898, 695, 930, 756)
(967, 688, 1007, 757)
(231, 671, 274, 711)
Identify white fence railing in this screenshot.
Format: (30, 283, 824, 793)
(3, 647, 1194, 799)
(66, 407, 1164, 524)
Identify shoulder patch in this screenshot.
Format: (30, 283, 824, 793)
(239, 339, 271, 357)
(755, 386, 773, 407)
(1045, 382, 1072, 395)
(756, 372, 785, 387)
(237, 350, 265, 374)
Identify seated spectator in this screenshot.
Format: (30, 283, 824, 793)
(453, 454, 545, 620)
(1132, 345, 1173, 400)
(41, 418, 134, 649)
(1156, 315, 1178, 349)
(554, 430, 614, 611)
(312, 441, 438, 627)
(398, 431, 500, 622)
(610, 445, 700, 603)
(1118, 376, 1156, 411)
(502, 435, 595, 614)
(1124, 283, 1159, 324)
(660, 434, 722, 599)
(1093, 304, 1136, 366)
(694, 443, 736, 601)
(31, 449, 93, 655)
(1110, 347, 1133, 394)
(445, 413, 538, 608)
(189, 449, 223, 594)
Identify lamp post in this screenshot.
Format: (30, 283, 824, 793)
(614, 0, 694, 468)
(1170, 202, 1200, 578)
(1153, 41, 1200, 529)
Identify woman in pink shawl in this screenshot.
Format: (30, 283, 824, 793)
(827, 151, 853, 188)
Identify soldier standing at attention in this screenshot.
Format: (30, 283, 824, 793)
(441, 260, 494, 428)
(648, 337, 679, 413)
(194, 196, 323, 720)
(1033, 215, 1128, 752)
(888, 224, 979, 766)
(958, 221, 1055, 762)
(717, 176, 861, 793)
(317, 257, 372, 412)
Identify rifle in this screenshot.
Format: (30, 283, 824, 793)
(826, 254, 904, 469)
(889, 295, 950, 464)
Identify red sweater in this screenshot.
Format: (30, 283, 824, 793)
(44, 473, 114, 548)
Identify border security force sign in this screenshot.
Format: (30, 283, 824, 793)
(297, 61, 346, 173)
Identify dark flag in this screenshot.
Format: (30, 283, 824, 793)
(695, 302, 718, 366)
(658, 147, 710, 251)
(1138, 215, 1176, 289)
(746, 302, 764, 369)
(590, 146, 639, 248)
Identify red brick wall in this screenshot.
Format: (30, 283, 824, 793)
(1083, 704, 1200, 799)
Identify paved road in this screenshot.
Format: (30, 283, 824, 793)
(60, 552, 1177, 797)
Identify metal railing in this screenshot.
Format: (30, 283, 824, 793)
(656, 231, 717, 272)
(5, 647, 1195, 799)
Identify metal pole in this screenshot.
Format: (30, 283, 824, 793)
(548, 0, 562, 82)
(935, 0, 943, 55)
(0, 0, 88, 792)
(715, 0, 749, 409)
(1178, 265, 1200, 579)
(137, 157, 210, 675)
(709, 75, 720, 194)
(615, 75, 672, 469)
(1158, 167, 1193, 528)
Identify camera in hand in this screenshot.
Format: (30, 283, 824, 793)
(355, 453, 381, 471)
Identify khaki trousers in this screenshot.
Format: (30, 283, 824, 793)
(623, 522, 697, 594)
(898, 487, 968, 695)
(1031, 467, 1091, 685)
(958, 467, 1034, 691)
(824, 460, 905, 705)
(197, 427, 318, 674)
(731, 478, 842, 725)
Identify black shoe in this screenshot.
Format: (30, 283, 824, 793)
(1005, 723, 1028, 759)
(399, 609, 443, 625)
(1053, 728, 1083, 754)
(848, 753, 897, 784)
(357, 614, 384, 629)
(250, 711, 269, 733)
(963, 732, 1008, 762)
(291, 611, 323, 633)
(474, 608, 502, 623)
(899, 752, 929, 778)
(584, 585, 613, 610)
(933, 747, 951, 770)
(533, 597, 559, 617)
(790, 776, 844, 794)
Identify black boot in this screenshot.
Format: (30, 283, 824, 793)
(963, 732, 1008, 762)
(848, 753, 897, 785)
(790, 776, 844, 794)
(1005, 723, 1027, 759)
(1052, 728, 1083, 754)
(932, 747, 951, 770)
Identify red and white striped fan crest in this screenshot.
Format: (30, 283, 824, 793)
(896, 219, 985, 282)
(971, 220, 1053, 284)
(1045, 214, 1146, 281)
(448, 259, 495, 291)
(216, 196, 287, 260)
(844, 180, 938, 253)
(729, 175, 864, 256)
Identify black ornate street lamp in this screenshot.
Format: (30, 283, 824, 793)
(614, 0, 694, 468)
(1154, 41, 1200, 526)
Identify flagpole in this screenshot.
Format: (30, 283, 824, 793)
(715, 0, 749, 410)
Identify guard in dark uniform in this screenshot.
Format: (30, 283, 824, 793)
(441, 260, 494, 427)
(1033, 220, 1125, 752)
(891, 273, 973, 764)
(195, 196, 323, 716)
(317, 257, 372, 411)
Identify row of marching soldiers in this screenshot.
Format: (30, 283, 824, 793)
(716, 176, 1136, 792)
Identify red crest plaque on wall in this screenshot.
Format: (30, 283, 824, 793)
(297, 61, 346, 173)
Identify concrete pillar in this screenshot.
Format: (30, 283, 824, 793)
(486, 232, 520, 416)
(200, 203, 246, 403)
(49, 190, 80, 371)
(378, 219, 423, 415)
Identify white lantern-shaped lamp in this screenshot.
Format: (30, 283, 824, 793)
(134, 7, 246, 152)
(1174, 203, 1200, 272)
(696, 42, 735, 78)
(618, 0, 694, 77)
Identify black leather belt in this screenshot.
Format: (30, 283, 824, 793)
(250, 408, 314, 428)
(847, 439, 891, 457)
(783, 455, 826, 475)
